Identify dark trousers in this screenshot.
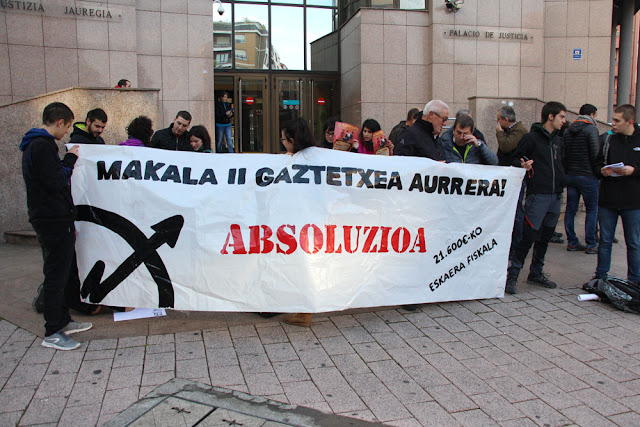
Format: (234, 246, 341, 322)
(508, 193, 561, 280)
(34, 222, 74, 336)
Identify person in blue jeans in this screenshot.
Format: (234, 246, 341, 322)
(562, 104, 601, 254)
(594, 104, 640, 284)
(215, 91, 234, 153)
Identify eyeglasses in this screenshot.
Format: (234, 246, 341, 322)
(433, 112, 448, 122)
(325, 131, 335, 136)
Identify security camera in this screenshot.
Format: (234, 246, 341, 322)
(213, 0, 224, 16)
(445, 0, 464, 13)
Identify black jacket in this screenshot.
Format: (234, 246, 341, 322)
(513, 123, 565, 195)
(394, 119, 445, 161)
(19, 128, 77, 225)
(68, 122, 105, 144)
(597, 127, 640, 209)
(388, 121, 408, 145)
(562, 116, 600, 177)
(150, 124, 191, 151)
(215, 100, 233, 125)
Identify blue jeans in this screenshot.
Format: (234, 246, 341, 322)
(564, 175, 599, 248)
(216, 124, 233, 153)
(596, 206, 640, 283)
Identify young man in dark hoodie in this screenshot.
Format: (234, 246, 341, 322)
(69, 108, 108, 145)
(505, 101, 567, 294)
(151, 110, 192, 151)
(595, 104, 640, 285)
(20, 102, 92, 350)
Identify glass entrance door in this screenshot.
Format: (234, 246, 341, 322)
(236, 76, 268, 153)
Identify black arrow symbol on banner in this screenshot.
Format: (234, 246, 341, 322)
(76, 205, 184, 308)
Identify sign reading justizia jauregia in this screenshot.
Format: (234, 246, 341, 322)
(0, 0, 122, 22)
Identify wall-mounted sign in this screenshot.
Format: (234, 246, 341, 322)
(573, 49, 582, 60)
(443, 27, 534, 43)
(0, 0, 123, 22)
(317, 97, 326, 105)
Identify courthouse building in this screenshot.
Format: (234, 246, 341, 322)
(2, 0, 639, 154)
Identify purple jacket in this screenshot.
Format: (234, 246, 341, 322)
(119, 138, 146, 147)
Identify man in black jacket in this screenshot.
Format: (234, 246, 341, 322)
(506, 101, 567, 294)
(151, 110, 192, 151)
(69, 108, 108, 145)
(388, 107, 421, 144)
(20, 102, 93, 350)
(562, 103, 600, 253)
(594, 104, 640, 285)
(394, 99, 449, 160)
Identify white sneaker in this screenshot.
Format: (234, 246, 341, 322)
(62, 321, 93, 335)
(42, 331, 81, 351)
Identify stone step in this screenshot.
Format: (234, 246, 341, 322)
(4, 230, 38, 246)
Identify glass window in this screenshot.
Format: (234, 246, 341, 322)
(213, 4, 232, 69)
(235, 34, 246, 44)
(272, 0, 304, 4)
(235, 4, 269, 70)
(307, 0, 337, 6)
(399, 0, 425, 9)
(307, 7, 337, 71)
(271, 6, 304, 70)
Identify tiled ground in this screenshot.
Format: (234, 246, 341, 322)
(1, 286, 639, 426)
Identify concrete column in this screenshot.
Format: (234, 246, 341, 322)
(617, 0, 635, 106)
(609, 20, 618, 122)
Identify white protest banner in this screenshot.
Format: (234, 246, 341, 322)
(71, 145, 525, 312)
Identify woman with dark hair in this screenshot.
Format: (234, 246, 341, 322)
(119, 116, 153, 147)
(189, 125, 213, 153)
(280, 118, 316, 154)
(319, 117, 338, 149)
(357, 118, 382, 154)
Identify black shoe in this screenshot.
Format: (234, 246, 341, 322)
(257, 312, 279, 318)
(567, 242, 587, 251)
(32, 283, 45, 314)
(402, 304, 420, 311)
(505, 277, 517, 295)
(550, 232, 564, 244)
(527, 274, 557, 289)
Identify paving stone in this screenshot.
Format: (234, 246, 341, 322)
(141, 370, 175, 387)
(6, 362, 47, 387)
(319, 335, 355, 356)
(405, 364, 450, 389)
(97, 411, 118, 426)
(100, 385, 140, 415)
(282, 380, 324, 404)
(361, 393, 411, 422)
(474, 346, 517, 366)
(421, 304, 449, 318)
(117, 336, 147, 348)
(57, 403, 102, 427)
(564, 331, 610, 351)
(440, 340, 480, 361)
(6, 328, 36, 343)
(459, 357, 506, 380)
(387, 346, 429, 368)
(485, 376, 536, 404)
(34, 372, 76, 398)
(330, 314, 361, 328)
(528, 381, 582, 410)
(548, 355, 599, 378)
(76, 358, 112, 383)
(501, 362, 546, 386)
(386, 322, 424, 340)
(429, 384, 478, 413)
(1, 340, 32, 361)
(560, 404, 618, 427)
(0, 356, 19, 378)
(175, 331, 203, 342)
(510, 349, 555, 372)
(239, 352, 276, 374)
(402, 312, 438, 329)
(21, 342, 55, 365)
(272, 360, 310, 383)
(47, 350, 85, 374)
(443, 370, 492, 396)
(369, 359, 412, 384)
(478, 311, 514, 329)
(340, 326, 375, 345)
(83, 348, 117, 361)
(485, 334, 528, 354)
(229, 324, 258, 338)
(452, 331, 491, 349)
(452, 408, 500, 426)
(507, 314, 544, 331)
(143, 351, 175, 373)
(587, 359, 638, 382)
(176, 357, 209, 380)
(466, 320, 502, 338)
(332, 353, 371, 375)
(308, 367, 367, 413)
(175, 340, 206, 361)
(499, 417, 539, 427)
(434, 316, 470, 334)
(425, 351, 465, 375)
(287, 331, 322, 351)
(385, 417, 423, 426)
(256, 325, 289, 344)
(609, 411, 640, 426)
(469, 391, 523, 421)
(405, 401, 460, 426)
(522, 339, 569, 360)
(570, 387, 631, 417)
(537, 367, 589, 392)
(518, 306, 554, 322)
(555, 342, 602, 362)
(203, 329, 232, 348)
(210, 364, 244, 386)
(420, 326, 458, 344)
(206, 346, 238, 366)
(20, 396, 67, 425)
(490, 302, 525, 318)
(297, 346, 334, 370)
(0, 385, 36, 412)
(355, 312, 394, 333)
(67, 379, 107, 407)
(0, 412, 22, 426)
(444, 306, 483, 323)
(337, 409, 378, 423)
(345, 372, 390, 397)
(513, 398, 571, 427)
(146, 333, 175, 345)
(310, 320, 341, 338)
(87, 338, 118, 351)
(376, 309, 410, 324)
(372, 331, 410, 350)
(264, 342, 298, 362)
(113, 345, 145, 368)
(146, 343, 176, 355)
(385, 377, 433, 405)
(405, 336, 443, 356)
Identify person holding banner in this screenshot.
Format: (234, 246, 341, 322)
(20, 102, 93, 350)
(319, 118, 338, 149)
(506, 101, 567, 295)
(280, 118, 316, 327)
(151, 111, 192, 151)
(394, 99, 449, 160)
(441, 114, 498, 165)
(189, 125, 214, 153)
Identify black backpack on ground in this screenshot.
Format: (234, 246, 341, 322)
(583, 277, 640, 314)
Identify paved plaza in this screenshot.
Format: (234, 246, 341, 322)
(0, 215, 639, 426)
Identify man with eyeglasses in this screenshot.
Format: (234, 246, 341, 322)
(394, 100, 449, 161)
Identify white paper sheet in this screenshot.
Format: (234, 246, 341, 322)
(114, 308, 167, 321)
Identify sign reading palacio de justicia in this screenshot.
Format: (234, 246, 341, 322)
(444, 27, 534, 42)
(0, 0, 122, 22)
